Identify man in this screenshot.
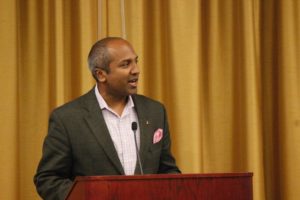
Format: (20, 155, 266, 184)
(34, 37, 180, 200)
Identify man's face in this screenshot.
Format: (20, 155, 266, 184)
(100, 40, 140, 98)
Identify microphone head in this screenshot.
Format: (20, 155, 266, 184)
(131, 122, 138, 131)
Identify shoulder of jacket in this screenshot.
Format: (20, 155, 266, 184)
(133, 94, 164, 106)
(51, 88, 95, 116)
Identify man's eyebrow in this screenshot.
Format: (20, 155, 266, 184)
(120, 56, 138, 62)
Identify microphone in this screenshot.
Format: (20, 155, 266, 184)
(131, 122, 144, 175)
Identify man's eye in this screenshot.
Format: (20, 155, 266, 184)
(121, 61, 130, 67)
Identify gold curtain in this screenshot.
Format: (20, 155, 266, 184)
(0, 0, 98, 199)
(0, 0, 299, 199)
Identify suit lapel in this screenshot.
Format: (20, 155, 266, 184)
(81, 89, 124, 175)
(132, 95, 153, 174)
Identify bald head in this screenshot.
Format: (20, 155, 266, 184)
(88, 37, 130, 80)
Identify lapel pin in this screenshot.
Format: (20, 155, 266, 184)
(146, 120, 150, 125)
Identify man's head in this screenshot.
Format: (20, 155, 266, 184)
(88, 37, 117, 79)
(88, 37, 140, 97)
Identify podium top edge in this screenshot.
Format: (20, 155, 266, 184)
(74, 172, 253, 182)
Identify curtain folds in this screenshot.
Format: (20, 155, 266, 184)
(0, 0, 299, 199)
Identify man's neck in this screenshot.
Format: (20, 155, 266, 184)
(98, 89, 128, 116)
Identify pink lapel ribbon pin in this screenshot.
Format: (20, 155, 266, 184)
(153, 128, 163, 144)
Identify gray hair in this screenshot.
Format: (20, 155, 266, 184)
(87, 37, 123, 81)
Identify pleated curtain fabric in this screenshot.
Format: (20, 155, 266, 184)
(0, 0, 299, 200)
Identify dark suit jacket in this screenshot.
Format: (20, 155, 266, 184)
(34, 88, 180, 200)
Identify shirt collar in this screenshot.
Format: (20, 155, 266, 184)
(94, 85, 135, 111)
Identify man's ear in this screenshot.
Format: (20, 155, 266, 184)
(95, 69, 107, 82)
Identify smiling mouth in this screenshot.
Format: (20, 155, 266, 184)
(128, 78, 138, 87)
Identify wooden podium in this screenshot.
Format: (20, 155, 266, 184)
(66, 173, 253, 200)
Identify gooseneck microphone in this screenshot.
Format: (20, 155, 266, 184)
(131, 122, 144, 175)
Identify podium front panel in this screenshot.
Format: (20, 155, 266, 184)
(66, 173, 253, 200)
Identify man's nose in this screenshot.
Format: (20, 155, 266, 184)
(131, 62, 140, 74)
